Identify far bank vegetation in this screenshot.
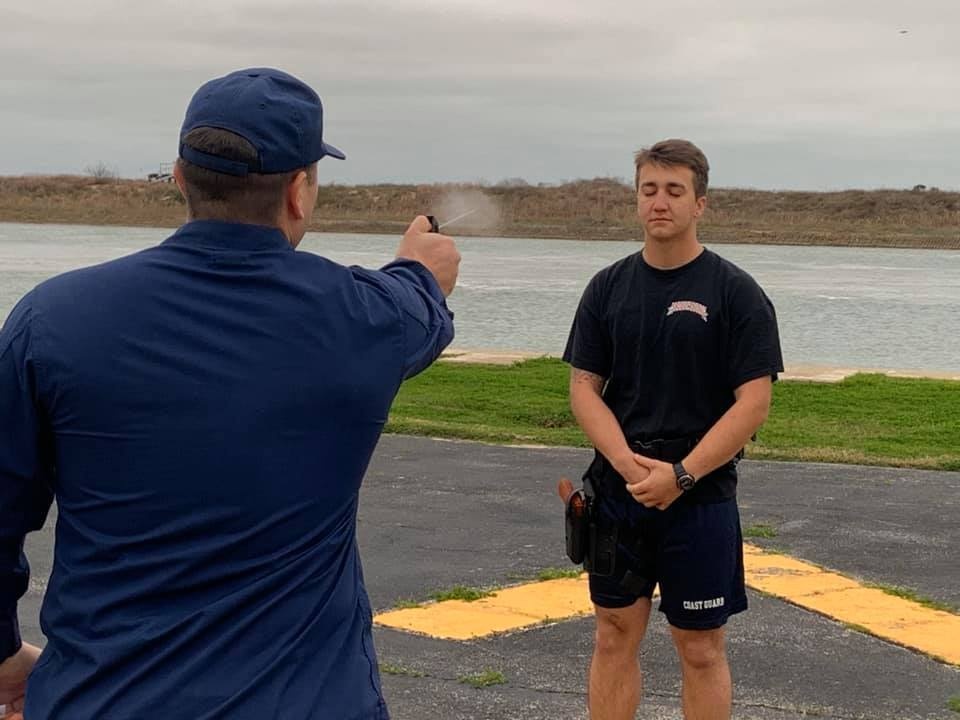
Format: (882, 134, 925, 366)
(1, 175, 957, 248)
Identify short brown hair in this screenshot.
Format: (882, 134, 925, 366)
(634, 139, 709, 198)
(177, 127, 316, 224)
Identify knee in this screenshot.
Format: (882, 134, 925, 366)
(675, 631, 725, 672)
(594, 610, 643, 659)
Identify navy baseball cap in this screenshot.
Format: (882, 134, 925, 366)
(179, 67, 345, 176)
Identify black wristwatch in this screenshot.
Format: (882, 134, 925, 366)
(673, 462, 697, 492)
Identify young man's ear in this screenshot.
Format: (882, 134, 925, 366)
(694, 195, 707, 219)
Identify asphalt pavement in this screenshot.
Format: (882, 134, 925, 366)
(19, 434, 960, 719)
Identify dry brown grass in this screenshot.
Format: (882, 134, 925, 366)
(1, 175, 958, 248)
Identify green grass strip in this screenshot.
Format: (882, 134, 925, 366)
(428, 585, 496, 603)
(743, 523, 779, 539)
(535, 567, 583, 581)
(386, 359, 960, 471)
(865, 583, 958, 613)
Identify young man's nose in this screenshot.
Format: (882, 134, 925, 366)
(651, 192, 670, 209)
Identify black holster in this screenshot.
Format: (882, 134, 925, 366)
(564, 488, 589, 565)
(564, 477, 618, 576)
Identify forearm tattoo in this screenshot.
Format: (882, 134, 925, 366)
(571, 368, 605, 392)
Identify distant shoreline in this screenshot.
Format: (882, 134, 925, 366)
(440, 350, 960, 381)
(2, 175, 958, 249)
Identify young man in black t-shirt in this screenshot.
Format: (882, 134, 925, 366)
(562, 139, 783, 720)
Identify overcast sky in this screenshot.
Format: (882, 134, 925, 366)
(1, 0, 957, 190)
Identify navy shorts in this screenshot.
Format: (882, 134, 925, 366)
(588, 495, 747, 630)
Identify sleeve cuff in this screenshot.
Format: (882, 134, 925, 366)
(731, 366, 782, 388)
(562, 354, 610, 380)
(0, 610, 23, 663)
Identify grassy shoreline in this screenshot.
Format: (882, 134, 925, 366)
(386, 358, 960, 471)
(2, 175, 958, 249)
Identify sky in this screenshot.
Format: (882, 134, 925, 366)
(1, 0, 957, 190)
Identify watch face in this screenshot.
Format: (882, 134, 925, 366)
(673, 462, 696, 492)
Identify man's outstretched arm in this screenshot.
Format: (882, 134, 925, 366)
(354, 216, 460, 381)
(0, 295, 55, 711)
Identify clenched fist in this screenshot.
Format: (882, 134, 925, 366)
(395, 216, 461, 296)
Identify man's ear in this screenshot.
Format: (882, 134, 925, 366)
(173, 161, 187, 199)
(172, 161, 191, 218)
(693, 194, 707, 219)
(286, 170, 309, 220)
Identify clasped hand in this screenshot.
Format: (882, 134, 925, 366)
(621, 454, 682, 511)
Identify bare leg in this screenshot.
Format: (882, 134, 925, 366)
(588, 598, 652, 720)
(670, 626, 731, 720)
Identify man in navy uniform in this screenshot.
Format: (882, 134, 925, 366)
(563, 139, 783, 720)
(0, 68, 459, 719)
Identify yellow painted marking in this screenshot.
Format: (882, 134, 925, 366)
(375, 545, 960, 665)
(375, 577, 593, 640)
(743, 546, 960, 665)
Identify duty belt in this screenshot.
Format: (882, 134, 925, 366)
(629, 436, 701, 462)
(630, 436, 746, 463)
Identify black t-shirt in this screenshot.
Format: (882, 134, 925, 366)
(563, 247, 784, 503)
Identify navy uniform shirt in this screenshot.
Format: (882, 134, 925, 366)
(0, 221, 454, 719)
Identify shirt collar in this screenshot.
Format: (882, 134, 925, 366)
(162, 220, 293, 252)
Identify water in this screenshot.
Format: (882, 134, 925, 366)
(2, 222, 958, 372)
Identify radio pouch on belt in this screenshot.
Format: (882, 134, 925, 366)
(586, 513, 617, 576)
